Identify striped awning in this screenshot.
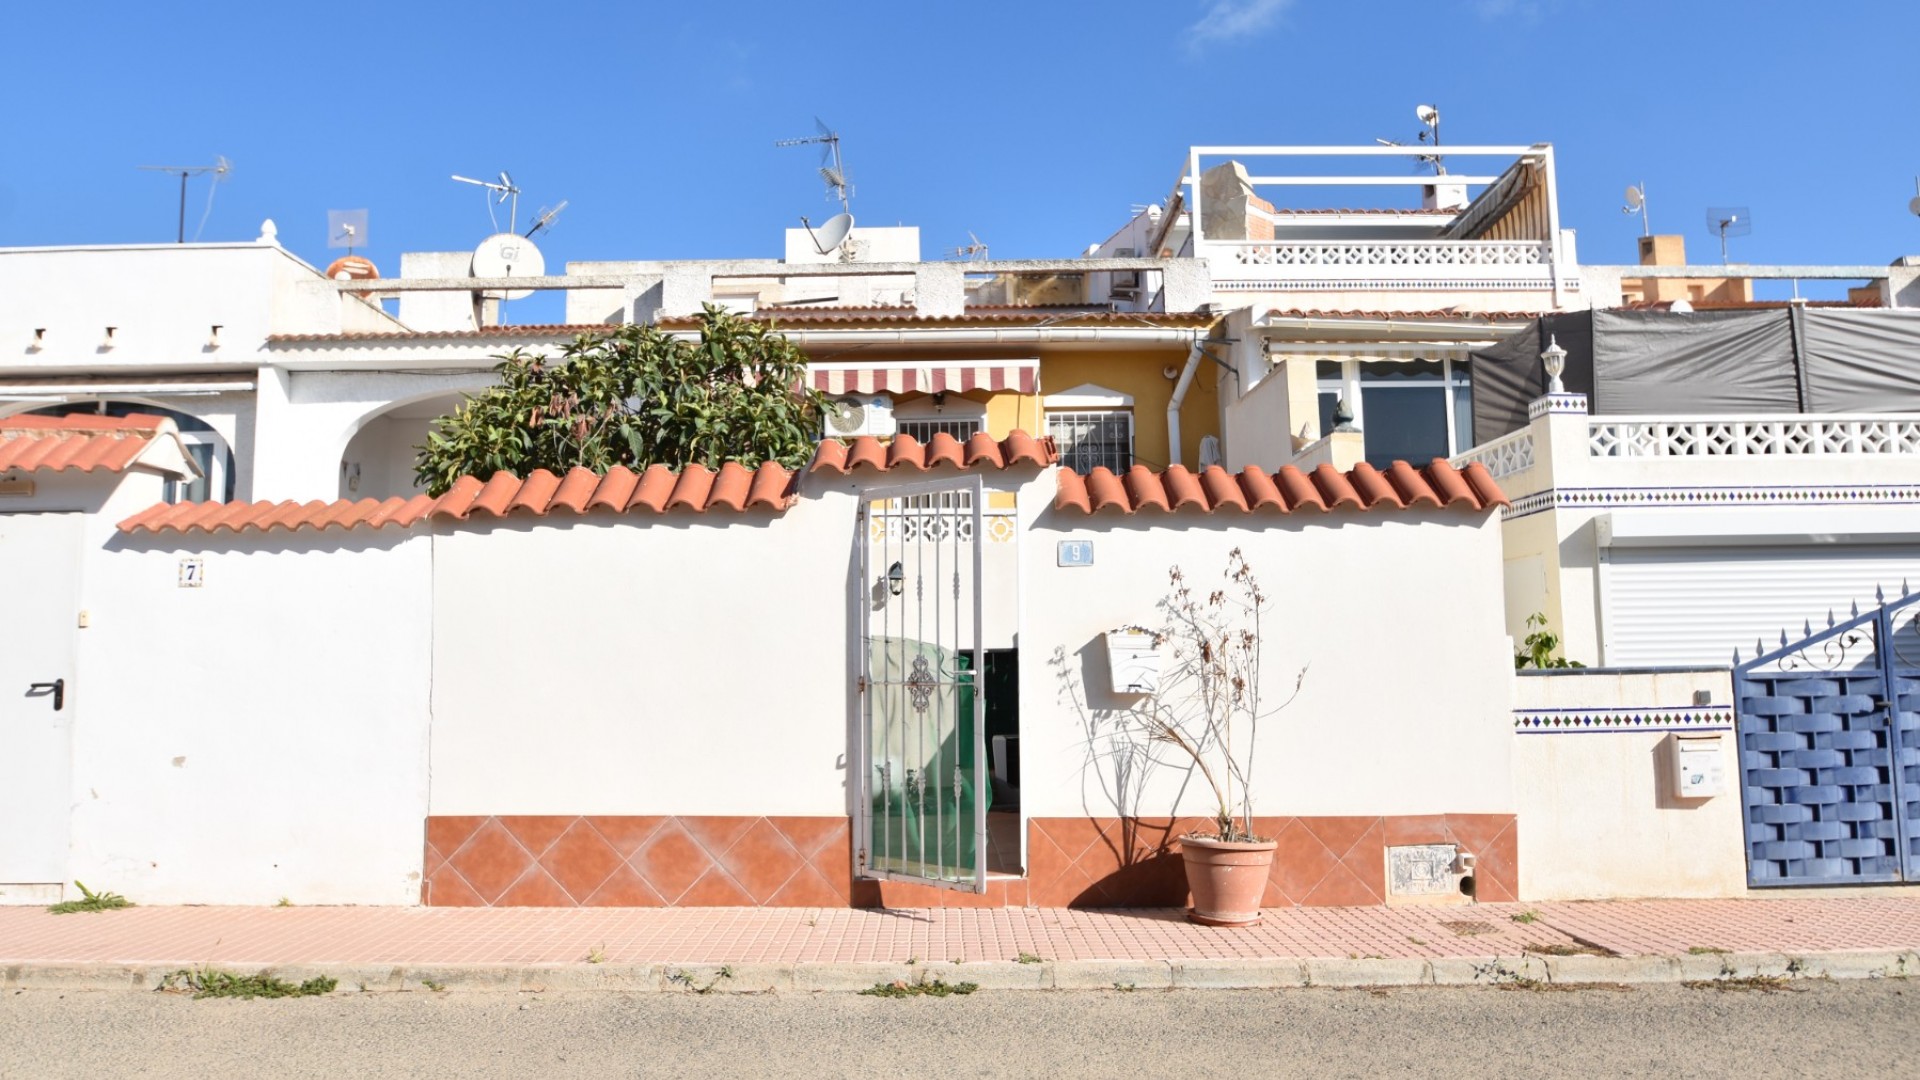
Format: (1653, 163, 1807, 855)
(809, 360, 1037, 396)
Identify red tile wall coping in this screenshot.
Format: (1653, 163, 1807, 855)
(809, 430, 1057, 475)
(117, 460, 798, 536)
(1054, 460, 1507, 516)
(0, 412, 171, 474)
(424, 813, 1515, 909)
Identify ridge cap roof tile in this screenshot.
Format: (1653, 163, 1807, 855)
(115, 459, 801, 535)
(1051, 460, 1507, 517)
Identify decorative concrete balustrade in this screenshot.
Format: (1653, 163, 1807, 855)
(1588, 416, 1920, 459)
(1221, 239, 1549, 271)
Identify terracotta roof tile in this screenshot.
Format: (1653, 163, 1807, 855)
(1264, 308, 1539, 323)
(1052, 460, 1507, 516)
(660, 310, 1218, 330)
(809, 431, 1058, 475)
(117, 463, 799, 535)
(0, 412, 170, 474)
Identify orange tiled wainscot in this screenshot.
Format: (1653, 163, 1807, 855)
(423, 814, 1514, 908)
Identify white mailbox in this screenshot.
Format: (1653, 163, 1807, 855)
(1671, 733, 1727, 798)
(1104, 627, 1162, 695)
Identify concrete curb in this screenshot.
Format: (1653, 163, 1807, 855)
(5, 949, 1917, 994)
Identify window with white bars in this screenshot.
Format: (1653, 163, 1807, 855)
(895, 418, 983, 443)
(1048, 410, 1134, 474)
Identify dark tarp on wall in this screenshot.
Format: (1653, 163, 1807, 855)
(1799, 309, 1920, 412)
(1470, 307, 1920, 443)
(1469, 311, 1593, 445)
(1590, 309, 1800, 415)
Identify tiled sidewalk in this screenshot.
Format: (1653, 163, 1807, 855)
(4, 897, 1920, 968)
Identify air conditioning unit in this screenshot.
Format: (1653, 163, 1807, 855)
(822, 395, 896, 439)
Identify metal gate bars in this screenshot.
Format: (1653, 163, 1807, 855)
(1733, 586, 1920, 886)
(853, 476, 987, 894)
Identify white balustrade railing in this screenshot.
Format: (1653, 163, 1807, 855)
(1451, 429, 1535, 479)
(1217, 239, 1550, 270)
(1588, 416, 1920, 459)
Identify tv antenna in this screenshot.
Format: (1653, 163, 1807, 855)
(1415, 104, 1444, 175)
(451, 171, 522, 234)
(524, 200, 569, 238)
(1908, 177, 1920, 218)
(327, 209, 369, 255)
(137, 156, 232, 243)
(946, 231, 989, 261)
(776, 118, 851, 213)
(1705, 207, 1751, 263)
(1622, 184, 1649, 236)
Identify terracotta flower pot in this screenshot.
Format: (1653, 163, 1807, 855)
(1179, 834, 1277, 927)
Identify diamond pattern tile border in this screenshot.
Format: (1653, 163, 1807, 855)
(424, 816, 851, 908)
(426, 813, 1516, 908)
(1027, 815, 1517, 908)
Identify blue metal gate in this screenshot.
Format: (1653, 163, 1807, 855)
(1733, 586, 1920, 886)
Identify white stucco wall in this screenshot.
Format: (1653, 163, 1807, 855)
(1512, 669, 1747, 900)
(427, 489, 862, 817)
(67, 525, 433, 905)
(1018, 497, 1516, 821)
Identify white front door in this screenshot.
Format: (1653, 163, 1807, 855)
(0, 512, 80, 900)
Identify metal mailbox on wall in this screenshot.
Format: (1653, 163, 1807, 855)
(1104, 627, 1161, 695)
(1671, 733, 1726, 799)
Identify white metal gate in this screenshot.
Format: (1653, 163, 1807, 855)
(853, 476, 987, 894)
(0, 512, 80, 902)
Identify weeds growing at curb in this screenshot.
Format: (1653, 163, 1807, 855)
(1683, 957, 1808, 993)
(860, 978, 978, 998)
(1113, 982, 1136, 992)
(275, 897, 293, 908)
(160, 969, 336, 1000)
(1687, 946, 1730, 956)
(421, 979, 447, 992)
(1472, 957, 1630, 994)
(1510, 910, 1539, 925)
(1015, 952, 1044, 965)
(47, 881, 132, 915)
(666, 967, 734, 994)
(1684, 974, 1797, 993)
(586, 945, 607, 964)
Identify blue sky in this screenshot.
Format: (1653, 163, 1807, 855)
(6, 0, 1917, 308)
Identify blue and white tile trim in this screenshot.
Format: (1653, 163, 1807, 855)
(1527, 392, 1589, 420)
(1513, 705, 1734, 734)
(1504, 484, 1920, 521)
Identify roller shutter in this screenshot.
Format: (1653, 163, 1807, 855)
(1603, 545, 1920, 667)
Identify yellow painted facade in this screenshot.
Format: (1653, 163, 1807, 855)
(890, 345, 1222, 469)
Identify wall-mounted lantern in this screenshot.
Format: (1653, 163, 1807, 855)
(886, 561, 905, 597)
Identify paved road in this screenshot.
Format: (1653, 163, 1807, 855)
(3, 981, 1915, 1078)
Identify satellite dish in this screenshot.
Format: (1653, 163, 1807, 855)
(805, 213, 855, 256)
(1623, 186, 1644, 210)
(327, 209, 369, 254)
(825, 396, 867, 436)
(1415, 104, 1439, 125)
(1909, 196, 1920, 218)
(471, 233, 545, 300)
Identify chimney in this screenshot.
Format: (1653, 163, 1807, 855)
(1198, 162, 1274, 241)
(1421, 180, 1470, 212)
(1638, 235, 1687, 266)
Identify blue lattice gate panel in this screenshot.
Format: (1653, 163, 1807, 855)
(1734, 588, 1920, 887)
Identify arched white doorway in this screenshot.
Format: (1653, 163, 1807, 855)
(23, 400, 234, 502)
(337, 392, 467, 500)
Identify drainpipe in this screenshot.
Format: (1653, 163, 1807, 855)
(1165, 333, 1206, 468)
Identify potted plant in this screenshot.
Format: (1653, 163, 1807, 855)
(1135, 548, 1298, 926)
